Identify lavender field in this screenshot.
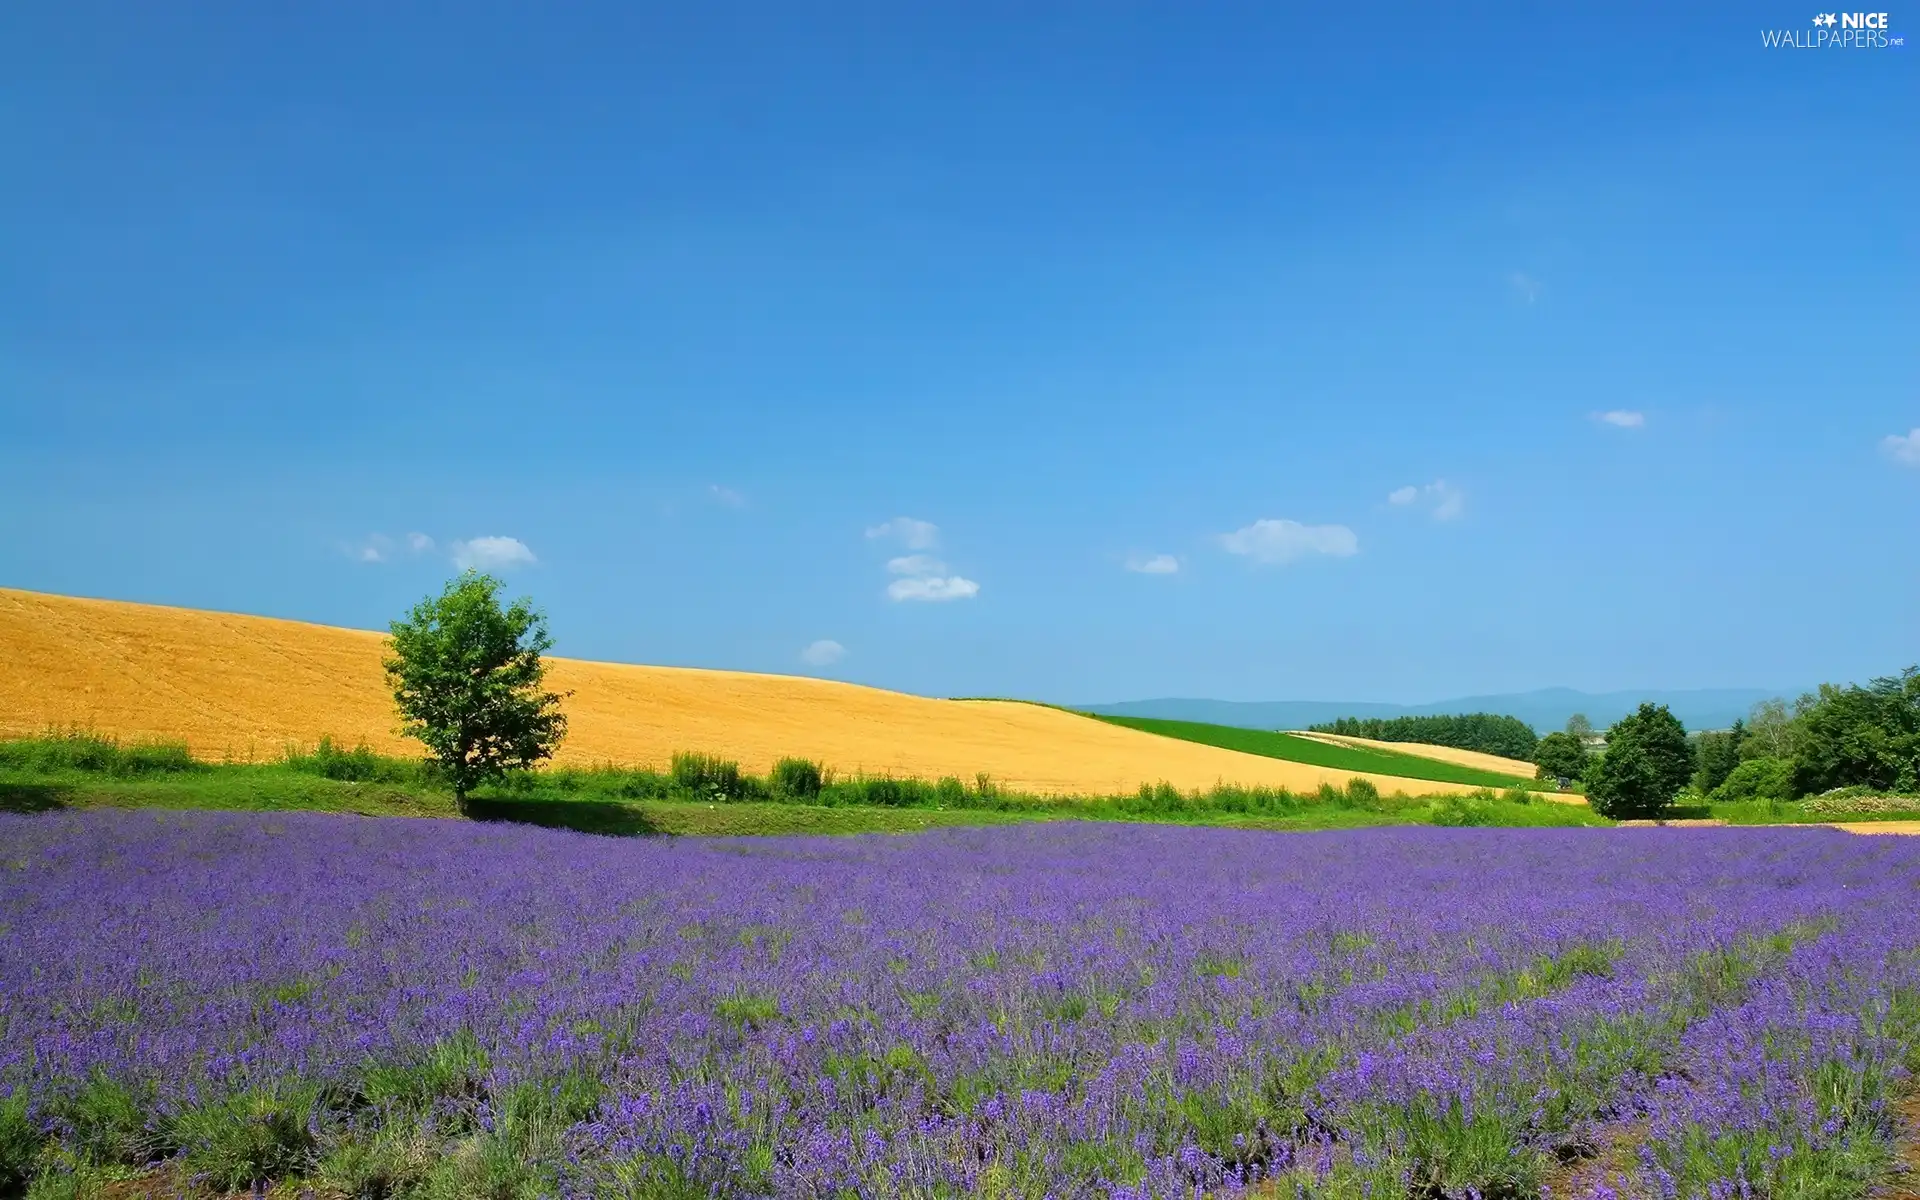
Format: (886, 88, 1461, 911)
(2, 812, 1918, 1198)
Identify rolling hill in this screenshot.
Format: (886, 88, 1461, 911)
(0, 587, 1485, 798)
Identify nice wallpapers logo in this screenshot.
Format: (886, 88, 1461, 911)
(1762, 11, 1904, 46)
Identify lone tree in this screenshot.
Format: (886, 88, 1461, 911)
(1585, 703, 1694, 820)
(384, 572, 569, 813)
(1532, 731, 1589, 786)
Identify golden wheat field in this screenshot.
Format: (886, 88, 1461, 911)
(0, 587, 1482, 797)
(1289, 730, 1542, 777)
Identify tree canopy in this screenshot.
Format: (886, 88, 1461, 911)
(384, 572, 570, 810)
(1692, 719, 1746, 795)
(1789, 668, 1920, 796)
(1585, 703, 1694, 820)
(1532, 731, 1589, 784)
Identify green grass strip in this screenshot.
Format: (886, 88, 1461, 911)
(1085, 715, 1549, 790)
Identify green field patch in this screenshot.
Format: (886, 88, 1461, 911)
(1086, 715, 1547, 790)
(713, 991, 781, 1031)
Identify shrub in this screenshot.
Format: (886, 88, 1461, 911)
(1585, 704, 1694, 820)
(0, 733, 198, 777)
(1802, 792, 1920, 818)
(284, 737, 419, 784)
(615, 769, 674, 801)
(1711, 757, 1795, 804)
(360, 1032, 491, 1113)
(1430, 793, 1495, 827)
(311, 1123, 437, 1199)
(844, 777, 916, 808)
(167, 1083, 328, 1191)
(769, 758, 823, 800)
(1343, 778, 1382, 808)
(60, 1075, 158, 1167)
(671, 753, 744, 800)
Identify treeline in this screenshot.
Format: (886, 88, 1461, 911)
(1308, 713, 1539, 761)
(1524, 664, 1919, 815)
(1693, 666, 1919, 803)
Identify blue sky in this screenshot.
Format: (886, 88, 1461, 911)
(2, 2, 1914, 704)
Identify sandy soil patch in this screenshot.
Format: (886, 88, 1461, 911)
(0, 587, 1480, 798)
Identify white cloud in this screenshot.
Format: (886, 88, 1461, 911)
(1217, 519, 1359, 565)
(349, 531, 438, 564)
(887, 575, 981, 602)
(1126, 553, 1180, 575)
(887, 554, 947, 576)
(450, 536, 537, 571)
(1594, 410, 1646, 429)
(869, 517, 977, 600)
(1509, 271, 1542, 304)
(1882, 428, 1920, 466)
(800, 639, 845, 666)
(708, 484, 747, 508)
(1389, 479, 1466, 521)
(865, 517, 939, 550)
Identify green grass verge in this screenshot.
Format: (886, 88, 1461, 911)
(1707, 799, 1920, 827)
(0, 732, 1610, 837)
(1085, 714, 1551, 790)
(1, 770, 1607, 836)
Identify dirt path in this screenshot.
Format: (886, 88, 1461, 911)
(1883, 1090, 1920, 1199)
(1539, 1122, 1646, 1198)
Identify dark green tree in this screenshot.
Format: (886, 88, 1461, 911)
(1585, 703, 1694, 819)
(1790, 667, 1920, 796)
(1532, 731, 1589, 785)
(1691, 719, 1747, 795)
(384, 572, 570, 813)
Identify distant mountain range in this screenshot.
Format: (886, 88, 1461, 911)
(1074, 687, 1799, 735)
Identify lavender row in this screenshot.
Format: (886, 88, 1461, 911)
(2, 812, 1917, 1197)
